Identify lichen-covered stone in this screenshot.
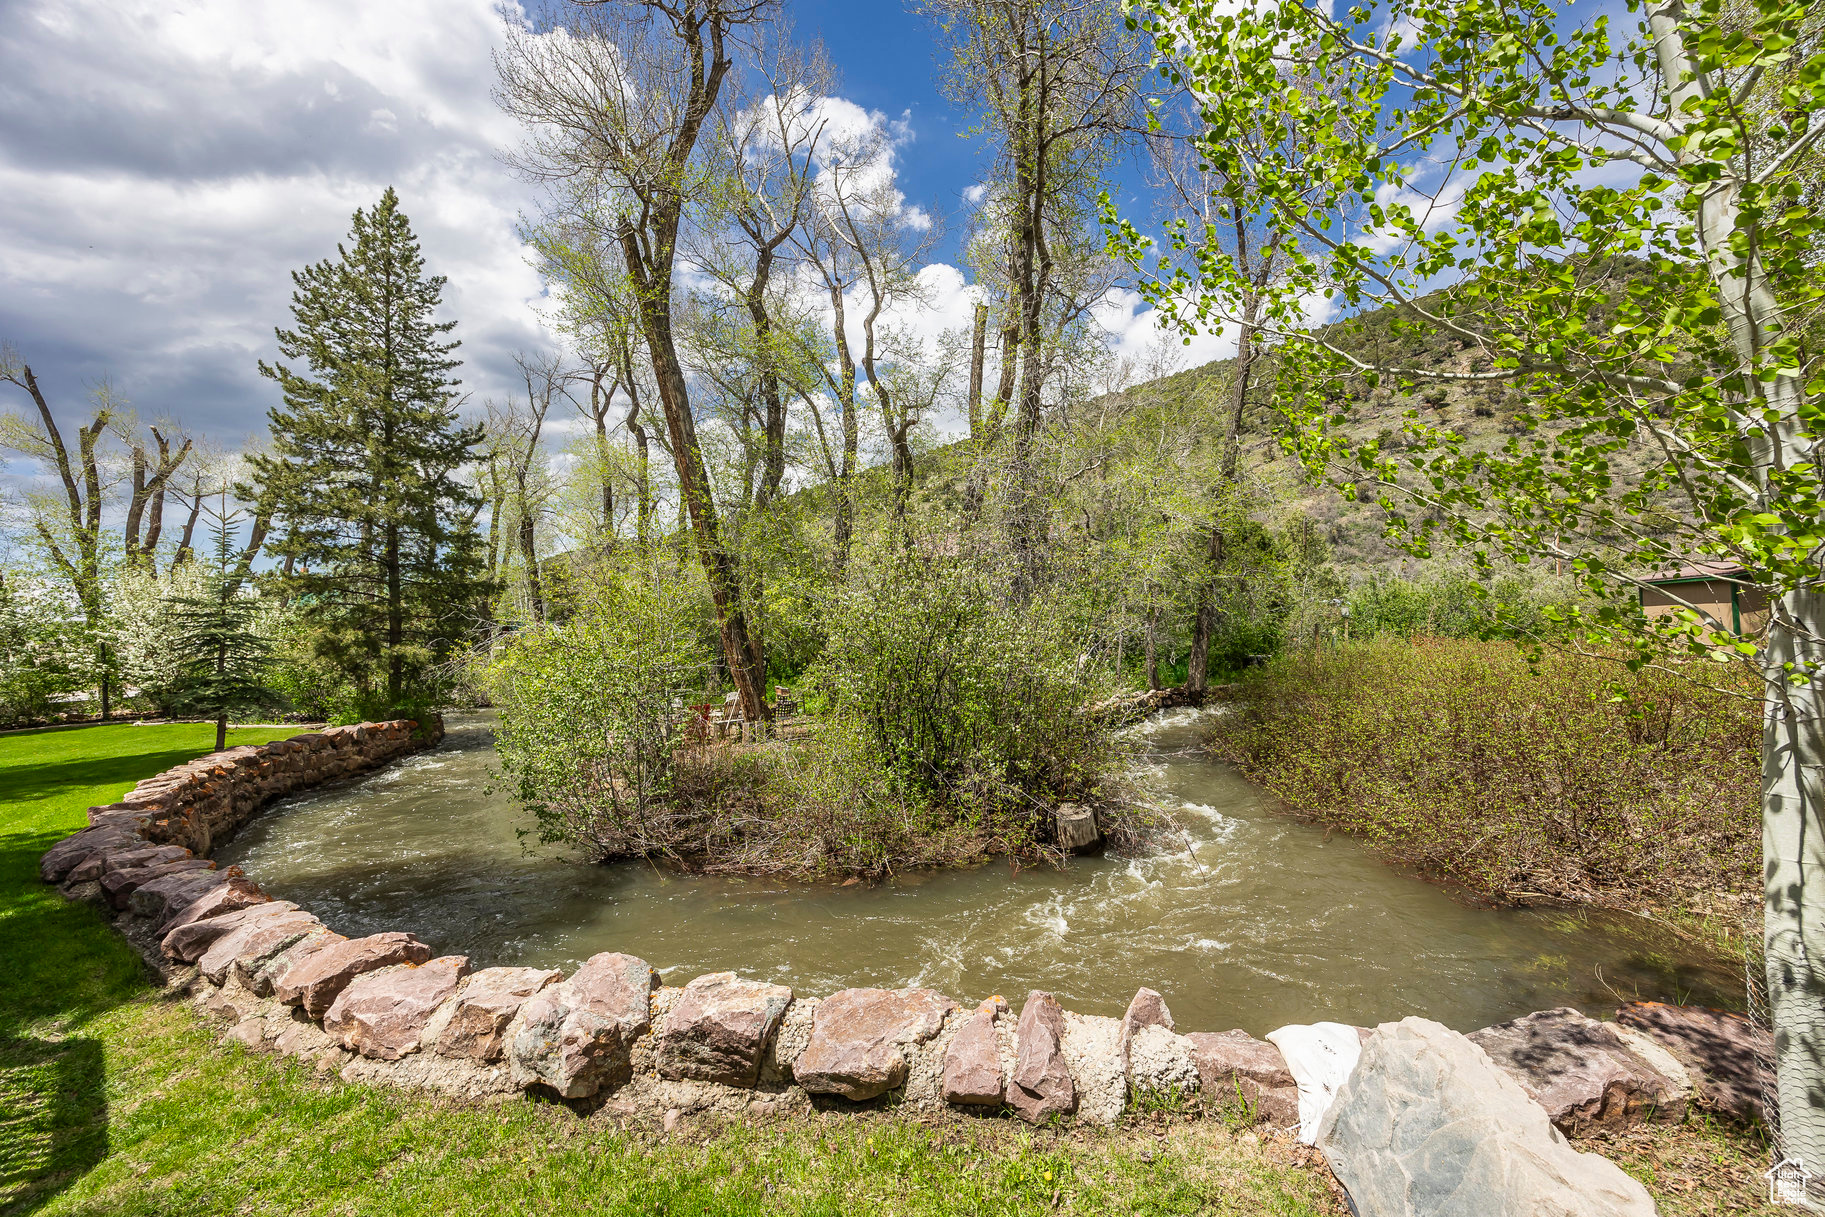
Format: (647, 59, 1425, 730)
(655, 972, 793, 1087)
(794, 987, 956, 1101)
(274, 932, 434, 1018)
(1010, 991, 1076, 1123)
(1318, 1017, 1655, 1217)
(325, 956, 471, 1061)
(435, 966, 561, 1062)
(510, 952, 658, 1098)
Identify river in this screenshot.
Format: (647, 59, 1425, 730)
(213, 710, 1741, 1035)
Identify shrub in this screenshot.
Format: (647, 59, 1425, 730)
(485, 561, 713, 858)
(1210, 637, 1758, 915)
(810, 553, 1124, 827)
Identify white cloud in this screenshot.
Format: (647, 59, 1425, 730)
(0, 0, 554, 444)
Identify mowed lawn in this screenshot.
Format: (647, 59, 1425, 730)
(0, 722, 1347, 1217)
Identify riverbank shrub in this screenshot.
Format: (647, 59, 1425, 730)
(1210, 638, 1758, 927)
(811, 553, 1126, 823)
(486, 563, 712, 858)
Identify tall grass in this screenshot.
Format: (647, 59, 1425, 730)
(1210, 638, 1759, 916)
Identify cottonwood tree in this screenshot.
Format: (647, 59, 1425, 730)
(482, 351, 565, 624)
(497, 0, 776, 722)
(1119, 0, 1825, 1170)
(244, 188, 487, 717)
(793, 106, 941, 535)
(927, 0, 1148, 593)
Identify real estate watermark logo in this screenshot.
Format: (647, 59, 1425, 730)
(1767, 1158, 1815, 1206)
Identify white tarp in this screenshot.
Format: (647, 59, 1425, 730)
(1265, 1021, 1366, 1144)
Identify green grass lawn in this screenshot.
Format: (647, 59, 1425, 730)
(0, 722, 1346, 1216)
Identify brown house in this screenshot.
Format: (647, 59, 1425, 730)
(1639, 561, 1769, 636)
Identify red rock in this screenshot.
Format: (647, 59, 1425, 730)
(102, 856, 213, 909)
(655, 971, 794, 1087)
(275, 932, 435, 1019)
(1468, 1007, 1686, 1134)
(197, 909, 321, 985)
(1186, 1029, 1296, 1123)
(159, 885, 276, 958)
(39, 827, 140, 883)
(510, 952, 659, 1097)
(66, 843, 186, 885)
(794, 987, 957, 1101)
(1616, 1001, 1769, 1125)
(127, 868, 229, 923)
(325, 956, 471, 1060)
(436, 966, 562, 1061)
(942, 1004, 1004, 1106)
(247, 929, 347, 997)
(1009, 991, 1075, 1123)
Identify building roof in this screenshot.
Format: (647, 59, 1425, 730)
(1643, 560, 1750, 585)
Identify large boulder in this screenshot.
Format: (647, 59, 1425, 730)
(1616, 1001, 1769, 1125)
(101, 856, 212, 909)
(197, 909, 321, 985)
(1009, 990, 1076, 1123)
(655, 971, 793, 1087)
(325, 956, 471, 1060)
(942, 997, 1007, 1107)
(1186, 1029, 1298, 1126)
(510, 952, 659, 1098)
(1318, 1017, 1655, 1217)
(162, 897, 293, 963)
(128, 868, 231, 925)
(244, 928, 344, 996)
(794, 987, 957, 1101)
(1468, 1007, 1685, 1134)
(273, 932, 434, 1019)
(435, 966, 562, 1062)
(39, 827, 141, 883)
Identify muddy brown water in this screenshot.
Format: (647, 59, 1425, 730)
(214, 710, 1742, 1036)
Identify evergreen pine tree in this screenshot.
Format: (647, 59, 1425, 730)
(167, 502, 275, 751)
(244, 188, 487, 717)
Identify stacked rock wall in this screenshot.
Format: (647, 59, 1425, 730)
(42, 719, 1769, 1169)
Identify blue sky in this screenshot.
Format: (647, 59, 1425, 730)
(0, 0, 1200, 477)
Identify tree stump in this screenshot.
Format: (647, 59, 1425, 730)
(1054, 804, 1100, 853)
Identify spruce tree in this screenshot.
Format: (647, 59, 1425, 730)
(245, 188, 487, 717)
(167, 503, 275, 751)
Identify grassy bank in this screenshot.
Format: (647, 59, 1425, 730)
(1209, 638, 1759, 950)
(0, 721, 1339, 1216)
(0, 720, 1778, 1214)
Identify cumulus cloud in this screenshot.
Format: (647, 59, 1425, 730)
(0, 0, 553, 445)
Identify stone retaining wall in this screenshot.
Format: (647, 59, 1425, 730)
(41, 719, 1770, 1210)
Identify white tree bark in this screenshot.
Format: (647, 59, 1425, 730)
(1645, 0, 1825, 1181)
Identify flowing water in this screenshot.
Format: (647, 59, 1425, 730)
(214, 710, 1742, 1036)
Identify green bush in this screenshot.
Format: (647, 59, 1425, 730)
(484, 562, 713, 857)
(810, 553, 1124, 826)
(1210, 637, 1758, 917)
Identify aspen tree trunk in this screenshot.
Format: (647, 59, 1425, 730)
(1644, 0, 1825, 1174)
